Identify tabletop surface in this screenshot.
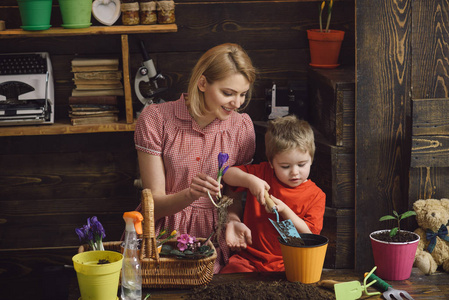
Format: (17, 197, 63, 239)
(66, 267, 449, 300)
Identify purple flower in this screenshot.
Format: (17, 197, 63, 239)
(177, 234, 197, 252)
(177, 242, 188, 252)
(218, 152, 229, 170)
(222, 166, 229, 176)
(75, 227, 86, 243)
(89, 216, 106, 239)
(75, 216, 106, 251)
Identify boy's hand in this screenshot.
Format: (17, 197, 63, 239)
(268, 194, 288, 214)
(225, 220, 252, 251)
(247, 175, 270, 206)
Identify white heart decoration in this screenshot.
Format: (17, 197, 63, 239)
(92, 0, 121, 26)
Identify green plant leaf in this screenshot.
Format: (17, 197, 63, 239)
(379, 215, 396, 221)
(389, 227, 398, 237)
(170, 249, 185, 257)
(393, 210, 399, 218)
(399, 211, 416, 220)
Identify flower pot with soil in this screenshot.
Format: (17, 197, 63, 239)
(73, 250, 123, 300)
(279, 234, 328, 284)
(370, 210, 419, 280)
(307, 0, 345, 68)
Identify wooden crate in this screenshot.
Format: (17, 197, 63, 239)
(310, 131, 355, 208)
(308, 67, 355, 149)
(322, 207, 355, 269)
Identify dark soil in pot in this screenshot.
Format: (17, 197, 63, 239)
(188, 280, 335, 299)
(371, 230, 418, 243)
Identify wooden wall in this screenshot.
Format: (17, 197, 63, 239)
(355, 0, 449, 272)
(0, 1, 354, 298)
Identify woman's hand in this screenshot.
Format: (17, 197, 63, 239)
(225, 220, 252, 251)
(187, 172, 221, 201)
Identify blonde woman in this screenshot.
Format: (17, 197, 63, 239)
(134, 43, 257, 273)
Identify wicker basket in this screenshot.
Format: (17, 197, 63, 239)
(79, 189, 217, 288)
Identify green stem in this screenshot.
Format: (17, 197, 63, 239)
(319, 9, 323, 32)
(325, 12, 332, 32)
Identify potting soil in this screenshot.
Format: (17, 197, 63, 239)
(187, 280, 335, 299)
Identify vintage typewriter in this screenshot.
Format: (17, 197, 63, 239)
(0, 52, 54, 126)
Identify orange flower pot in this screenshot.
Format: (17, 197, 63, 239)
(279, 234, 328, 284)
(307, 29, 345, 69)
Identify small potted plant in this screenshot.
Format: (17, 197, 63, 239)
(73, 216, 124, 300)
(159, 233, 215, 259)
(307, 0, 345, 68)
(370, 210, 420, 280)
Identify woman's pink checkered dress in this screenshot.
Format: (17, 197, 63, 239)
(134, 94, 255, 273)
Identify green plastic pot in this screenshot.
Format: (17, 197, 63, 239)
(58, 0, 93, 29)
(17, 0, 53, 31)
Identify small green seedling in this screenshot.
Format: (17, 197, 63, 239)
(379, 210, 416, 237)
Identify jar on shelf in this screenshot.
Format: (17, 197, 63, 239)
(121, 2, 140, 25)
(140, 1, 157, 25)
(157, 0, 175, 24)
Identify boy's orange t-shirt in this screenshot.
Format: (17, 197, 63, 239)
(232, 162, 326, 272)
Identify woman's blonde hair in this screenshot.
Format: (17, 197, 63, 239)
(265, 115, 315, 162)
(186, 43, 256, 118)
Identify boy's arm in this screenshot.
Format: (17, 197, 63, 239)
(223, 166, 270, 205)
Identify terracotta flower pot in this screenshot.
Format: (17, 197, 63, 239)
(370, 229, 420, 280)
(307, 29, 345, 69)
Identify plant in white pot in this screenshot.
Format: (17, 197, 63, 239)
(370, 210, 419, 281)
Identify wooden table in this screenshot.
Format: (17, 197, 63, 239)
(66, 267, 449, 299)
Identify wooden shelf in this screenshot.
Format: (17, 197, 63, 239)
(0, 119, 136, 137)
(0, 24, 178, 38)
(0, 24, 176, 136)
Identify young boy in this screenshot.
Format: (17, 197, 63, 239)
(220, 115, 326, 273)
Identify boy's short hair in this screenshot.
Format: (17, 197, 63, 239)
(264, 115, 315, 162)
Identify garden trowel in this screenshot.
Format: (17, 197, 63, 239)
(318, 267, 380, 300)
(319, 280, 364, 300)
(264, 190, 303, 244)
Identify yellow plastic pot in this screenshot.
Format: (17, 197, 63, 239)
(279, 234, 328, 284)
(73, 250, 123, 300)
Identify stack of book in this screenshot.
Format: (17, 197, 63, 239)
(69, 58, 123, 125)
(69, 96, 120, 125)
(71, 57, 124, 96)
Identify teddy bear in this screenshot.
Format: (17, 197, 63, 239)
(413, 198, 449, 275)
